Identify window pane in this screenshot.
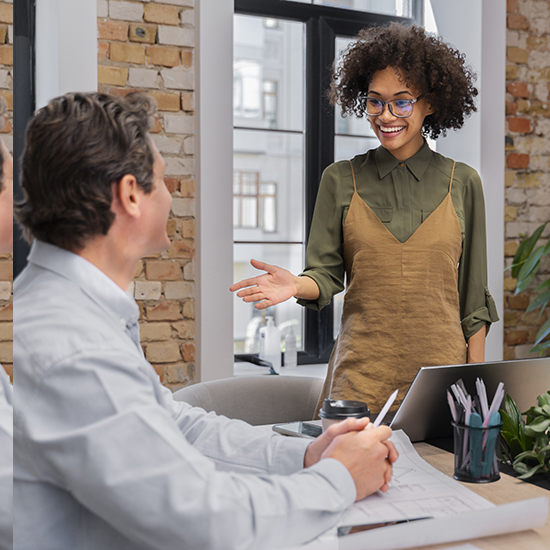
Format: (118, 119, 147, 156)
(314, 0, 412, 17)
(234, 15, 305, 132)
(335, 135, 379, 161)
(234, 129, 304, 243)
(234, 243, 304, 354)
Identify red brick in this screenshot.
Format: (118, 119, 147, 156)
(107, 87, 142, 98)
(98, 66, 128, 87)
(98, 42, 110, 60)
(145, 260, 182, 280)
(0, 5, 13, 24)
(0, 261, 12, 281)
(506, 101, 517, 116)
(110, 43, 145, 64)
(0, 45, 12, 66)
(507, 152, 529, 169)
(0, 92, 12, 110)
(503, 347, 515, 361)
(505, 330, 528, 346)
(180, 178, 195, 197)
(168, 240, 194, 259)
(150, 91, 180, 112)
(507, 14, 529, 30)
(0, 25, 7, 45)
(508, 117, 530, 133)
(166, 219, 177, 236)
(508, 294, 531, 310)
(129, 23, 157, 44)
(0, 303, 12, 321)
(164, 177, 179, 194)
(181, 92, 194, 112)
(181, 50, 193, 68)
(0, 342, 11, 363)
(146, 46, 180, 67)
(98, 19, 129, 41)
(181, 343, 195, 362)
(181, 220, 195, 239)
(146, 301, 181, 321)
(144, 4, 180, 25)
(507, 82, 529, 98)
(507, 0, 519, 12)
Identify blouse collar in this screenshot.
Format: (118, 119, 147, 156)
(374, 140, 433, 181)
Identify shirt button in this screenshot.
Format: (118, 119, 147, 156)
(400, 163, 405, 168)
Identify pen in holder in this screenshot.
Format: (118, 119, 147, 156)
(452, 420, 502, 483)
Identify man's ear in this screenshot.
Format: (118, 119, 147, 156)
(113, 175, 142, 219)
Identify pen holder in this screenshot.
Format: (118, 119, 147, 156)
(452, 422, 502, 483)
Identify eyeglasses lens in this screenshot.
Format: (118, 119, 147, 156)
(366, 99, 412, 118)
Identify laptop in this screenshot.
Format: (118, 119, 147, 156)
(390, 358, 550, 442)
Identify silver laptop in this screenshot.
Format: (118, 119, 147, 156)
(390, 358, 550, 442)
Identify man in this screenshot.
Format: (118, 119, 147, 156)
(14, 92, 397, 550)
(0, 111, 14, 550)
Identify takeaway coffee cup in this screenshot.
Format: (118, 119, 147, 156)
(319, 399, 370, 432)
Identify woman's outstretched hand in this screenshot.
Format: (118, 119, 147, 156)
(229, 259, 298, 309)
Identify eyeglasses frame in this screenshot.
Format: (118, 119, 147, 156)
(364, 94, 426, 119)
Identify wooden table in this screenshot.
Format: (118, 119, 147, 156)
(410, 442, 550, 550)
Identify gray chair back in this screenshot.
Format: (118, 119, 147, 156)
(173, 376, 324, 425)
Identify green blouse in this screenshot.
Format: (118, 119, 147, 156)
(298, 142, 499, 340)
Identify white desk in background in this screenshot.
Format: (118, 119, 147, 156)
(234, 362, 328, 379)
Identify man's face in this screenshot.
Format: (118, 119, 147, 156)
(0, 139, 13, 255)
(137, 140, 172, 256)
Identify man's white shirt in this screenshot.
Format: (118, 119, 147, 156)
(13, 241, 355, 550)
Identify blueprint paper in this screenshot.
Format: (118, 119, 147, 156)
(282, 430, 548, 550)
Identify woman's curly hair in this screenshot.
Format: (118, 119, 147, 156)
(330, 23, 478, 139)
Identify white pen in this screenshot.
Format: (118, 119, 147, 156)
(372, 389, 399, 428)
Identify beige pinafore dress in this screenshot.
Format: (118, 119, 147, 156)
(317, 161, 467, 413)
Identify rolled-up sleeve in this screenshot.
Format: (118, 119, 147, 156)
(458, 171, 500, 340)
(297, 163, 346, 311)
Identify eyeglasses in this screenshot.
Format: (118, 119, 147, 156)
(364, 95, 425, 118)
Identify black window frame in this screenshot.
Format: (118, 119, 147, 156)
(13, 0, 35, 278)
(234, 0, 422, 364)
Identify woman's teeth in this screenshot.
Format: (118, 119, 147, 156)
(380, 126, 404, 133)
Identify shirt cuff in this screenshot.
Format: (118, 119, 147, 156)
(462, 288, 500, 340)
(295, 273, 331, 311)
(273, 436, 311, 475)
(308, 458, 357, 508)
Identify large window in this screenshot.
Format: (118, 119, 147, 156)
(233, 0, 421, 362)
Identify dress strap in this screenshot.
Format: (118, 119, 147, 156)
(348, 160, 357, 193)
(449, 161, 456, 193)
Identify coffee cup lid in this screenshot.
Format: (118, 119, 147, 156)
(319, 398, 370, 419)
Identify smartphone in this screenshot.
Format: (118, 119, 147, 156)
(272, 421, 323, 439)
(337, 516, 432, 536)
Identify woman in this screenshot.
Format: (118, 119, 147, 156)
(231, 24, 499, 412)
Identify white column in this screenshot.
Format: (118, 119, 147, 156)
(429, 0, 505, 361)
(35, 0, 97, 109)
(195, 0, 234, 381)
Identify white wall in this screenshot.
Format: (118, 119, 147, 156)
(35, 0, 97, 109)
(196, 0, 235, 381)
(429, 0, 505, 361)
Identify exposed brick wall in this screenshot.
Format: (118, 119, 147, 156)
(0, 0, 12, 381)
(98, 0, 195, 390)
(504, 0, 550, 360)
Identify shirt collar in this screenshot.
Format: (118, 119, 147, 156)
(27, 240, 140, 331)
(374, 140, 433, 181)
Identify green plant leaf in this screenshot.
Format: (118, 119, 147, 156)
(512, 223, 546, 278)
(529, 340, 550, 354)
(538, 392, 550, 408)
(513, 450, 539, 462)
(534, 317, 550, 347)
(535, 279, 550, 293)
(516, 462, 545, 479)
(524, 417, 550, 436)
(526, 289, 550, 314)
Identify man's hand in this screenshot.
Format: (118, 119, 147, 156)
(304, 417, 371, 468)
(307, 422, 398, 502)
